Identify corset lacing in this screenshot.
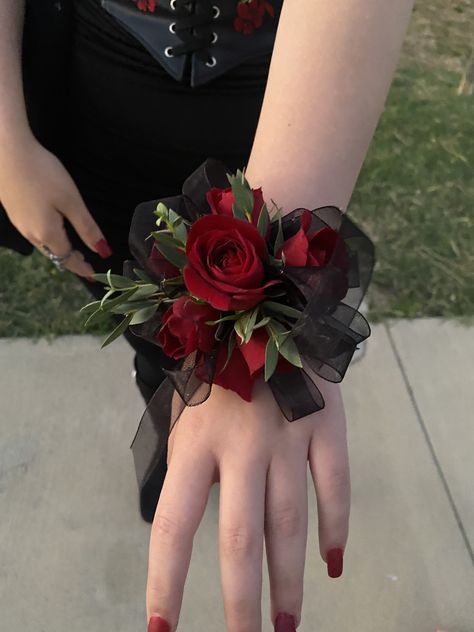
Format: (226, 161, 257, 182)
(165, 0, 220, 67)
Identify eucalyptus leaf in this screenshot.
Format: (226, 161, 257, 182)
(264, 336, 279, 382)
(94, 273, 134, 289)
(80, 299, 102, 315)
(173, 220, 188, 244)
(109, 299, 158, 315)
(130, 305, 158, 325)
(257, 202, 270, 237)
(206, 312, 242, 326)
(243, 307, 259, 343)
(133, 268, 152, 283)
(278, 336, 303, 368)
(83, 308, 110, 329)
(155, 235, 187, 269)
(101, 287, 137, 312)
(101, 313, 133, 349)
(252, 316, 271, 329)
(217, 333, 236, 375)
(273, 211, 284, 256)
(262, 301, 302, 320)
(132, 284, 160, 299)
(228, 172, 254, 219)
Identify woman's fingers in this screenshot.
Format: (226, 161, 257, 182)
(264, 447, 308, 630)
(32, 215, 96, 279)
(59, 185, 110, 256)
(219, 455, 267, 631)
(308, 383, 350, 578)
(147, 444, 215, 630)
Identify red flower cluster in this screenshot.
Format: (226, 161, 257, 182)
(134, 0, 156, 13)
(234, 0, 275, 35)
(154, 194, 348, 401)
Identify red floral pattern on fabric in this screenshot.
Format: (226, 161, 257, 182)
(234, 0, 275, 35)
(133, 0, 157, 13)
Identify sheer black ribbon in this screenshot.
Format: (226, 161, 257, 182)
(126, 158, 375, 491)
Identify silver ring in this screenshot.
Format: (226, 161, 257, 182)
(41, 244, 74, 272)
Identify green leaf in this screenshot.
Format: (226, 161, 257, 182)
(109, 299, 159, 315)
(273, 211, 284, 256)
(278, 336, 303, 368)
(132, 284, 160, 299)
(217, 333, 236, 375)
(154, 233, 187, 269)
(80, 299, 102, 315)
(243, 307, 259, 343)
(93, 272, 135, 289)
(133, 268, 152, 283)
(228, 171, 254, 220)
(264, 336, 279, 382)
(257, 202, 270, 237)
(234, 315, 247, 344)
(262, 301, 303, 320)
(130, 305, 158, 325)
(83, 308, 110, 329)
(101, 313, 133, 349)
(205, 312, 242, 326)
(253, 316, 271, 329)
(101, 287, 137, 312)
(266, 320, 291, 350)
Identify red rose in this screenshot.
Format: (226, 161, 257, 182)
(277, 210, 348, 271)
(183, 214, 279, 311)
(147, 242, 180, 279)
(157, 296, 219, 359)
(206, 186, 265, 228)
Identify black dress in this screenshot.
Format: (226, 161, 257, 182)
(2, 0, 283, 521)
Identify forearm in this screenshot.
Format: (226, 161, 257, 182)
(245, 0, 415, 214)
(0, 0, 31, 148)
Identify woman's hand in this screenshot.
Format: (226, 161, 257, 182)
(0, 132, 111, 277)
(146, 376, 350, 631)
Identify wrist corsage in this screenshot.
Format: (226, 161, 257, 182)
(82, 158, 374, 486)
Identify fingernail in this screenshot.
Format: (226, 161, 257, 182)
(148, 615, 171, 632)
(94, 238, 113, 259)
(275, 612, 296, 631)
(327, 547, 344, 578)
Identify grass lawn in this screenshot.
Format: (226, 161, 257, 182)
(0, 0, 473, 337)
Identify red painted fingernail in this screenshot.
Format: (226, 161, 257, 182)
(275, 612, 296, 631)
(94, 238, 113, 259)
(327, 547, 344, 578)
(148, 615, 171, 632)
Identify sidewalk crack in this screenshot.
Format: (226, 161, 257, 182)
(385, 322, 474, 565)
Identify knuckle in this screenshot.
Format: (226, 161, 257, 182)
(220, 525, 259, 560)
(266, 503, 302, 539)
(152, 511, 189, 547)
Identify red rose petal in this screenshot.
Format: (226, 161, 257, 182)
(279, 228, 309, 267)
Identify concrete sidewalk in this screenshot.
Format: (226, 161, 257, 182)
(0, 319, 473, 632)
